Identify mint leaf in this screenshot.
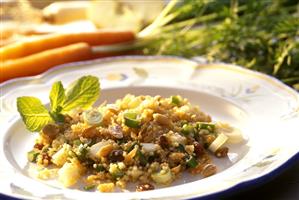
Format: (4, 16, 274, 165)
(17, 97, 53, 132)
(49, 81, 65, 112)
(63, 76, 100, 112)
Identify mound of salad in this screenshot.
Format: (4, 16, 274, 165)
(17, 75, 243, 192)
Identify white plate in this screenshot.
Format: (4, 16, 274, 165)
(0, 56, 298, 200)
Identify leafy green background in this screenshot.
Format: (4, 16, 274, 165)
(142, 0, 299, 90)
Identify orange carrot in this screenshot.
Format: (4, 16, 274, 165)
(0, 31, 135, 61)
(0, 43, 92, 82)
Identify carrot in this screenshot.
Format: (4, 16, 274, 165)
(0, 31, 135, 61)
(0, 43, 92, 82)
(0, 43, 142, 83)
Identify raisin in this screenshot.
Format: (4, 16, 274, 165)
(34, 143, 44, 150)
(158, 135, 168, 149)
(109, 150, 124, 162)
(193, 141, 204, 157)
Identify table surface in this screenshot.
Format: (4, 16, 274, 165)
(223, 158, 299, 200)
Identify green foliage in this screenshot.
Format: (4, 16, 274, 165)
(141, 0, 299, 90)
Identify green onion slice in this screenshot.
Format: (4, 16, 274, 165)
(171, 95, 181, 105)
(27, 150, 39, 162)
(83, 185, 95, 191)
(197, 122, 215, 132)
(181, 124, 195, 135)
(124, 112, 141, 128)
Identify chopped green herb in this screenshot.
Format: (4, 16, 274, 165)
(148, 154, 156, 163)
(180, 120, 188, 126)
(76, 144, 88, 161)
(136, 149, 147, 166)
(126, 141, 139, 152)
(110, 168, 124, 179)
(177, 144, 186, 152)
(83, 185, 95, 191)
(27, 150, 39, 162)
(73, 139, 82, 146)
(94, 164, 106, 172)
(186, 156, 198, 168)
(117, 138, 126, 145)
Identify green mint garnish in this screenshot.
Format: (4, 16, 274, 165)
(17, 76, 100, 132)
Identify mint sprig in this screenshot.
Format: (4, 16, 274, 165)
(17, 76, 100, 132)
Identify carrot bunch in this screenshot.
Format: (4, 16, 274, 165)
(0, 31, 136, 82)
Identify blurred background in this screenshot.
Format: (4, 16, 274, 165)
(1, 0, 298, 89)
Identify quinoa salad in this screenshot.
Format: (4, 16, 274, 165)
(17, 76, 244, 192)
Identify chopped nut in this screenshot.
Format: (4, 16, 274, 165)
(42, 123, 60, 139)
(109, 125, 123, 139)
(136, 182, 155, 192)
(203, 134, 216, 146)
(171, 165, 181, 174)
(185, 145, 194, 155)
(169, 152, 185, 163)
(215, 147, 229, 158)
(201, 164, 217, 177)
(82, 126, 98, 138)
(96, 144, 114, 158)
(153, 113, 172, 127)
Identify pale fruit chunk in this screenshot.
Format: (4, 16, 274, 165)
(52, 144, 71, 166)
(58, 160, 84, 187)
(216, 122, 244, 144)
